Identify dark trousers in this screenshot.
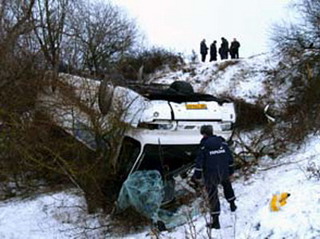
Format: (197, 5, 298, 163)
(210, 55, 217, 62)
(235, 49, 239, 59)
(205, 178, 236, 215)
(220, 51, 228, 60)
(231, 49, 239, 59)
(230, 51, 236, 59)
(201, 54, 207, 62)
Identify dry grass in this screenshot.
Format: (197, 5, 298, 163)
(217, 60, 239, 71)
(232, 98, 268, 130)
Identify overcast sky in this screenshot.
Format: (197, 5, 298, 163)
(111, 0, 293, 58)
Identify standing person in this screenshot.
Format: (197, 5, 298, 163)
(230, 38, 241, 59)
(220, 37, 229, 60)
(200, 39, 209, 62)
(209, 40, 217, 62)
(192, 125, 237, 229)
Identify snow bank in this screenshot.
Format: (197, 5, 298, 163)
(0, 191, 105, 239)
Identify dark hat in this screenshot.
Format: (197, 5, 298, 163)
(200, 125, 213, 136)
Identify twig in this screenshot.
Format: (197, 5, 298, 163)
(257, 157, 310, 171)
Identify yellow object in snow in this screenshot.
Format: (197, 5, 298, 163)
(270, 192, 291, 211)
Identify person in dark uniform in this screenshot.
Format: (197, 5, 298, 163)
(220, 37, 229, 60)
(210, 40, 217, 62)
(200, 39, 209, 62)
(230, 38, 241, 59)
(192, 125, 237, 229)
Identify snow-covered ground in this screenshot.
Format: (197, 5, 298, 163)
(156, 136, 320, 239)
(0, 136, 319, 238)
(1, 56, 319, 238)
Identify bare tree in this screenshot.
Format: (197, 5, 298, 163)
(67, 1, 138, 76)
(0, 0, 38, 114)
(31, 0, 71, 71)
(0, 0, 35, 49)
(271, 0, 320, 142)
(0, 0, 140, 215)
(272, 0, 320, 56)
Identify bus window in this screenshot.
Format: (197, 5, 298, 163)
(118, 137, 141, 175)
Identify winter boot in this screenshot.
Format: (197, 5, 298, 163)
(230, 200, 237, 212)
(206, 215, 221, 229)
(156, 220, 167, 231)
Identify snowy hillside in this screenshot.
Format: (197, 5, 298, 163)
(1, 55, 319, 239)
(1, 136, 319, 239)
(152, 53, 289, 105)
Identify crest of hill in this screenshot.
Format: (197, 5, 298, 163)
(149, 53, 289, 108)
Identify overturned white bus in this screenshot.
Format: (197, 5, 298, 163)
(38, 73, 236, 204)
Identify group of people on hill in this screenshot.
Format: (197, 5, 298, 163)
(200, 38, 240, 62)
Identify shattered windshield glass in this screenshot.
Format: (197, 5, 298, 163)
(116, 170, 201, 229)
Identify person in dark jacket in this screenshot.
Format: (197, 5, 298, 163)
(192, 125, 237, 229)
(209, 40, 217, 62)
(220, 37, 229, 60)
(200, 39, 209, 62)
(230, 38, 240, 59)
